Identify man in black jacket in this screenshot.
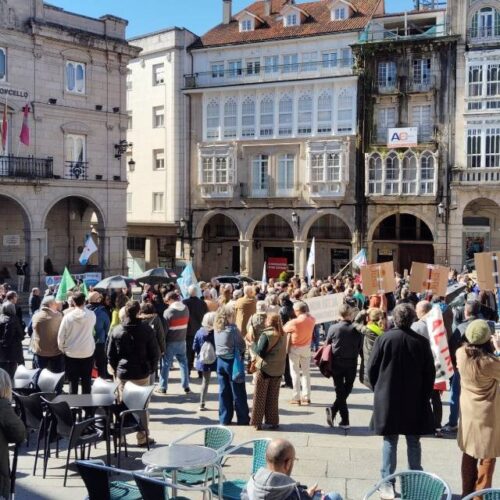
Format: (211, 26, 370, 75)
(325, 305, 361, 430)
(183, 285, 208, 373)
(367, 303, 435, 500)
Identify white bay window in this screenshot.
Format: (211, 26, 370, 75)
(199, 145, 234, 198)
(307, 141, 345, 196)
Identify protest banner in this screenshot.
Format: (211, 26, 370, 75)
(360, 261, 395, 296)
(474, 251, 500, 292)
(268, 257, 288, 279)
(425, 305, 454, 391)
(46, 272, 102, 288)
(408, 262, 448, 298)
(304, 293, 344, 325)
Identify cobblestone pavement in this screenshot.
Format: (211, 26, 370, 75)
(13, 349, 499, 499)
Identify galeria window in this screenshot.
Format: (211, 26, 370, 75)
(201, 155, 232, 185)
(66, 61, 85, 94)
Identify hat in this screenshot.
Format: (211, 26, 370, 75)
(465, 319, 492, 346)
(88, 291, 102, 304)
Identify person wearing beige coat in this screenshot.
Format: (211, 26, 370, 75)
(457, 319, 500, 499)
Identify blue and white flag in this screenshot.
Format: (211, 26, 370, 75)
(177, 262, 200, 298)
(306, 237, 315, 283)
(352, 249, 367, 268)
(262, 261, 267, 285)
(79, 235, 98, 265)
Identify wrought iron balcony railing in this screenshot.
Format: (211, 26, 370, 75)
(0, 155, 53, 179)
(64, 161, 88, 180)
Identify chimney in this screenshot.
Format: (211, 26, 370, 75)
(223, 0, 232, 24)
(264, 0, 271, 16)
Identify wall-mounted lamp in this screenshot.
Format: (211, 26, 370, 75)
(291, 210, 300, 229)
(127, 158, 136, 172)
(114, 140, 132, 159)
(437, 202, 445, 222)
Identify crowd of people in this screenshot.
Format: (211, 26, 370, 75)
(0, 268, 498, 499)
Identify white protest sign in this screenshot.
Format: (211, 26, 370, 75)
(425, 305, 454, 391)
(304, 293, 344, 325)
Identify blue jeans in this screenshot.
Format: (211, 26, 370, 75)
(447, 371, 461, 427)
(33, 354, 64, 373)
(159, 341, 190, 391)
(217, 357, 249, 425)
(381, 435, 422, 482)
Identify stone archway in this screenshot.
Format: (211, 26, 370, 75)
(44, 196, 105, 274)
(0, 194, 32, 291)
(370, 213, 434, 274)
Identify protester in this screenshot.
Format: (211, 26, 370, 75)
(246, 301, 268, 383)
(31, 295, 64, 372)
(86, 291, 111, 379)
(250, 313, 287, 430)
(203, 289, 219, 312)
(214, 306, 249, 426)
(138, 302, 165, 383)
(0, 302, 25, 379)
(325, 304, 362, 430)
(183, 285, 208, 373)
(107, 301, 159, 447)
(110, 293, 129, 329)
(235, 285, 257, 338)
(0, 368, 26, 500)
(283, 302, 316, 405)
(279, 292, 295, 389)
(28, 287, 41, 317)
(57, 292, 96, 394)
(193, 312, 217, 411)
(241, 438, 342, 500)
(457, 319, 500, 497)
(157, 291, 191, 395)
(357, 308, 385, 388)
(367, 303, 435, 500)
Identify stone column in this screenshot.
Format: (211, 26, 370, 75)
(239, 239, 253, 277)
(29, 229, 47, 289)
(293, 240, 307, 278)
(192, 238, 203, 276)
(145, 237, 159, 268)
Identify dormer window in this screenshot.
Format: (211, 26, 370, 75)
(240, 19, 253, 32)
(285, 13, 298, 27)
(334, 7, 346, 20)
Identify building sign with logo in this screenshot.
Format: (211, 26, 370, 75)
(387, 127, 418, 148)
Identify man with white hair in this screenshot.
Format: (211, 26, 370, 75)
(183, 284, 208, 374)
(235, 285, 257, 338)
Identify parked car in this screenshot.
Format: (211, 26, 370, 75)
(213, 275, 255, 287)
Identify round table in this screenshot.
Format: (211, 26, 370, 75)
(142, 444, 219, 495)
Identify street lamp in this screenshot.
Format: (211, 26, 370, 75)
(127, 158, 136, 172)
(291, 210, 300, 229)
(437, 202, 445, 222)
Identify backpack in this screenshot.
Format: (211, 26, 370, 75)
(199, 340, 216, 365)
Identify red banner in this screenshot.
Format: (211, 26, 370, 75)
(267, 257, 288, 279)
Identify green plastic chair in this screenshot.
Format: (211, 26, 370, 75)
(164, 426, 234, 485)
(463, 488, 500, 500)
(76, 460, 142, 500)
(210, 438, 271, 499)
(134, 472, 213, 500)
(363, 470, 452, 500)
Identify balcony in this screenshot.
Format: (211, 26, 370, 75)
(451, 167, 500, 185)
(64, 161, 88, 180)
(406, 75, 435, 93)
(0, 155, 53, 179)
(467, 27, 500, 45)
(200, 183, 234, 199)
(184, 60, 354, 89)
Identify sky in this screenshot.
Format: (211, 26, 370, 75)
(46, 0, 416, 38)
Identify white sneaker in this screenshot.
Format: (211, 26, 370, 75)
(378, 482, 395, 500)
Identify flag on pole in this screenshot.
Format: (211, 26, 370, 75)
(306, 237, 315, 283)
(1, 99, 7, 152)
(80, 280, 89, 299)
(177, 262, 200, 298)
(262, 261, 267, 285)
(352, 249, 368, 268)
(55, 267, 76, 301)
(79, 235, 98, 265)
(19, 104, 30, 146)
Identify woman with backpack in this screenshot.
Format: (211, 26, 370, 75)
(193, 312, 217, 411)
(250, 313, 287, 430)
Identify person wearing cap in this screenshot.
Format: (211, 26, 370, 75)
(31, 296, 63, 372)
(457, 319, 500, 498)
(86, 291, 111, 379)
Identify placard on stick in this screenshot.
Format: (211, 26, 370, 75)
(408, 262, 448, 298)
(360, 261, 395, 296)
(474, 251, 500, 292)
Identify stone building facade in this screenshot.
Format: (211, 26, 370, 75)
(0, 0, 139, 289)
(185, 0, 382, 280)
(126, 28, 196, 276)
(448, 0, 500, 270)
(352, 6, 458, 273)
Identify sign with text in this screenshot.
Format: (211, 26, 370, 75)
(267, 257, 287, 279)
(387, 127, 418, 148)
(3, 235, 20, 247)
(360, 261, 395, 296)
(305, 293, 344, 325)
(45, 272, 102, 288)
(0, 85, 29, 100)
(409, 262, 448, 298)
(474, 251, 500, 292)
